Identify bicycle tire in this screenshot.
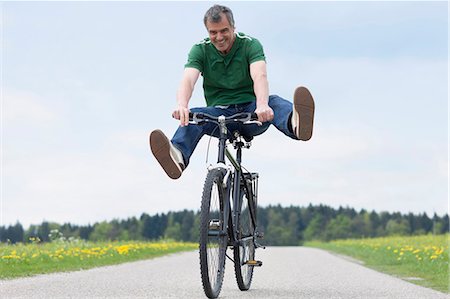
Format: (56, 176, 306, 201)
(233, 177, 256, 291)
(199, 169, 227, 299)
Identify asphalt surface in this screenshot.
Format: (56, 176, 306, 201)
(0, 247, 448, 298)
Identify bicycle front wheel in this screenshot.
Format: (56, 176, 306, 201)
(233, 182, 256, 291)
(199, 169, 227, 299)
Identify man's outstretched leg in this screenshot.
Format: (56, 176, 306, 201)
(260, 86, 315, 141)
(292, 86, 315, 141)
(149, 106, 236, 179)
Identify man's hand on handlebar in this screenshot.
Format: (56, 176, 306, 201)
(254, 104, 274, 123)
(172, 105, 190, 127)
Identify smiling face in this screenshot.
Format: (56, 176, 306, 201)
(205, 13, 235, 54)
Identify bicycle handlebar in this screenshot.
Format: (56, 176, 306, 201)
(189, 112, 261, 126)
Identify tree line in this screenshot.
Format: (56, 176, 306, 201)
(1, 204, 448, 245)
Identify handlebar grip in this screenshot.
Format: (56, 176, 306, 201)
(189, 112, 204, 120)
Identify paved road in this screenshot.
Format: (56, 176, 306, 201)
(0, 247, 448, 298)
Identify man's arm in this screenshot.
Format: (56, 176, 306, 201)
(250, 60, 274, 122)
(173, 67, 201, 126)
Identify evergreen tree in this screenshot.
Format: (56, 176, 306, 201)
(441, 215, 449, 234)
(0, 226, 5, 242)
(386, 219, 410, 236)
(324, 215, 353, 241)
(89, 221, 113, 241)
(303, 214, 326, 241)
(164, 213, 182, 240)
(420, 213, 433, 233)
(180, 210, 195, 242)
(38, 222, 51, 242)
(5, 222, 24, 243)
(79, 225, 94, 240)
(141, 213, 167, 240)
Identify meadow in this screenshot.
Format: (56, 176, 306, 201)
(2, 233, 448, 294)
(306, 234, 449, 293)
(0, 238, 197, 279)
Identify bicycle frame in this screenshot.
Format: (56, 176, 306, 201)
(210, 116, 258, 249)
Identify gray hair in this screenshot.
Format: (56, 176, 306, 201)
(203, 5, 235, 27)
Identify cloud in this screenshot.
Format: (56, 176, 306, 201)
(1, 128, 207, 227)
(3, 90, 60, 124)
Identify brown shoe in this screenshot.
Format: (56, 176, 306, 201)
(292, 86, 315, 141)
(149, 130, 185, 179)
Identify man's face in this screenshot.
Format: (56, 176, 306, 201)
(206, 13, 235, 54)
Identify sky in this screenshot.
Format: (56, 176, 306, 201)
(1, 1, 448, 228)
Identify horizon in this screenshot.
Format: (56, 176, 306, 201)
(3, 202, 448, 230)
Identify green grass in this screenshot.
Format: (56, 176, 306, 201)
(305, 234, 449, 293)
(0, 240, 197, 279)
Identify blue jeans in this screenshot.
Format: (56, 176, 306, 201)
(171, 95, 298, 166)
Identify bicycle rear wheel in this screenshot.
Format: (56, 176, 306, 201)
(233, 178, 256, 291)
(199, 169, 227, 299)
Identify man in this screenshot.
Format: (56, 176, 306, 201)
(150, 4, 315, 179)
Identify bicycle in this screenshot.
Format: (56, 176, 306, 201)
(188, 112, 265, 299)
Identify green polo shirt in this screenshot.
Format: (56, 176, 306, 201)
(185, 32, 266, 107)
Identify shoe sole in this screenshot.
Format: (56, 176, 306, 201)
(149, 130, 183, 179)
(293, 86, 315, 141)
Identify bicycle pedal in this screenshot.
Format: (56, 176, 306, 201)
(244, 260, 263, 267)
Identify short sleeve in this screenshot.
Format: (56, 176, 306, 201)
(184, 44, 204, 72)
(247, 38, 266, 64)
